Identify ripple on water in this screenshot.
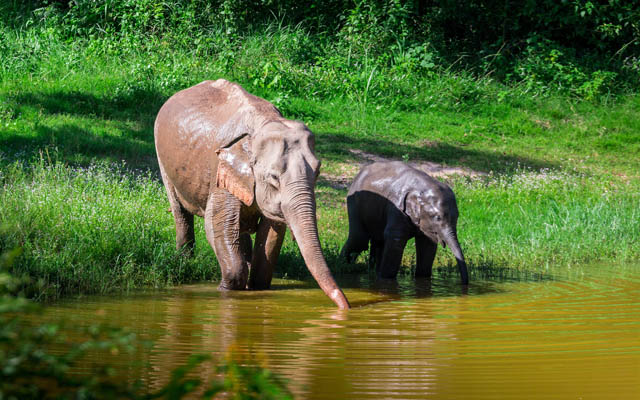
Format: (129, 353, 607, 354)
(42, 263, 640, 399)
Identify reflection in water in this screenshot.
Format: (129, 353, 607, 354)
(44, 263, 640, 399)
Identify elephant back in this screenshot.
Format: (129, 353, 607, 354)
(154, 80, 282, 211)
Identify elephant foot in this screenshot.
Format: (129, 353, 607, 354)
(218, 279, 247, 291)
(377, 268, 400, 280)
(217, 283, 232, 291)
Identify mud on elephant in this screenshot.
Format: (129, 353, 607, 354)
(340, 161, 469, 285)
(154, 79, 350, 309)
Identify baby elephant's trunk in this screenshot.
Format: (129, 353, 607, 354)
(443, 232, 469, 285)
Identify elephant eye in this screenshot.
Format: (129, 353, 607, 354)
(266, 173, 280, 189)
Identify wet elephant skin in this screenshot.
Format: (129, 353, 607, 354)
(341, 161, 469, 285)
(154, 79, 350, 309)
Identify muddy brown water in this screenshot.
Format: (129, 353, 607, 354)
(42, 263, 640, 399)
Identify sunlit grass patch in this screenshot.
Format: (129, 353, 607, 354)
(310, 166, 640, 280)
(451, 168, 639, 271)
(0, 154, 219, 300)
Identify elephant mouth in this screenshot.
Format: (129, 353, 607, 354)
(255, 194, 286, 223)
(428, 232, 447, 248)
(260, 208, 286, 224)
(424, 230, 440, 244)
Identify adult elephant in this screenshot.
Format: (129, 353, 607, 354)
(154, 79, 350, 309)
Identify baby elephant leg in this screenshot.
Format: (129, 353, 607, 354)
(415, 234, 437, 278)
(369, 239, 383, 273)
(341, 232, 369, 263)
(340, 223, 369, 264)
(341, 198, 370, 263)
(378, 235, 408, 279)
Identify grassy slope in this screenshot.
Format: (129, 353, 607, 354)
(1, 33, 639, 299)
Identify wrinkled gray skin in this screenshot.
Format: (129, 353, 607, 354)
(154, 79, 350, 309)
(340, 161, 469, 285)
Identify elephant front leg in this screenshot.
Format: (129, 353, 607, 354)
(341, 232, 369, 264)
(378, 234, 408, 279)
(249, 218, 286, 290)
(206, 190, 250, 290)
(415, 234, 437, 278)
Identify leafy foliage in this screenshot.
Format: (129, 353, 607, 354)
(1, 1, 638, 98)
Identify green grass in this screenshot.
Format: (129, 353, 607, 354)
(1, 23, 639, 300)
(0, 155, 219, 300)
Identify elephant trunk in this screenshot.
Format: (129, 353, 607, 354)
(282, 180, 351, 309)
(443, 230, 469, 285)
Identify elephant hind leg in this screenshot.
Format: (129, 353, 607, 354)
(340, 197, 370, 263)
(341, 232, 369, 264)
(369, 239, 384, 273)
(160, 162, 195, 255)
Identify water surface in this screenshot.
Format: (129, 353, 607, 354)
(43, 263, 640, 399)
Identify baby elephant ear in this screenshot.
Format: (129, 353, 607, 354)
(402, 191, 422, 227)
(215, 134, 255, 206)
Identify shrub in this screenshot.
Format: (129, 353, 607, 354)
(1, 0, 637, 98)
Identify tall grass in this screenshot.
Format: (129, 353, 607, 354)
(2, 152, 637, 300)
(455, 169, 640, 271)
(0, 153, 219, 300)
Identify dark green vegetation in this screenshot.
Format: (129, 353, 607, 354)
(1, 1, 639, 300)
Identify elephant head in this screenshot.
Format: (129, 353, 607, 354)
(404, 185, 469, 285)
(216, 120, 351, 309)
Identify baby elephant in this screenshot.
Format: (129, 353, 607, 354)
(341, 161, 469, 285)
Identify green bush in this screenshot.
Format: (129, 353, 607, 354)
(511, 37, 620, 99)
(1, 0, 638, 98)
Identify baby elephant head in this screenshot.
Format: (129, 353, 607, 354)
(405, 183, 469, 285)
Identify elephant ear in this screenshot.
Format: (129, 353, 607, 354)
(402, 191, 422, 227)
(215, 134, 255, 206)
